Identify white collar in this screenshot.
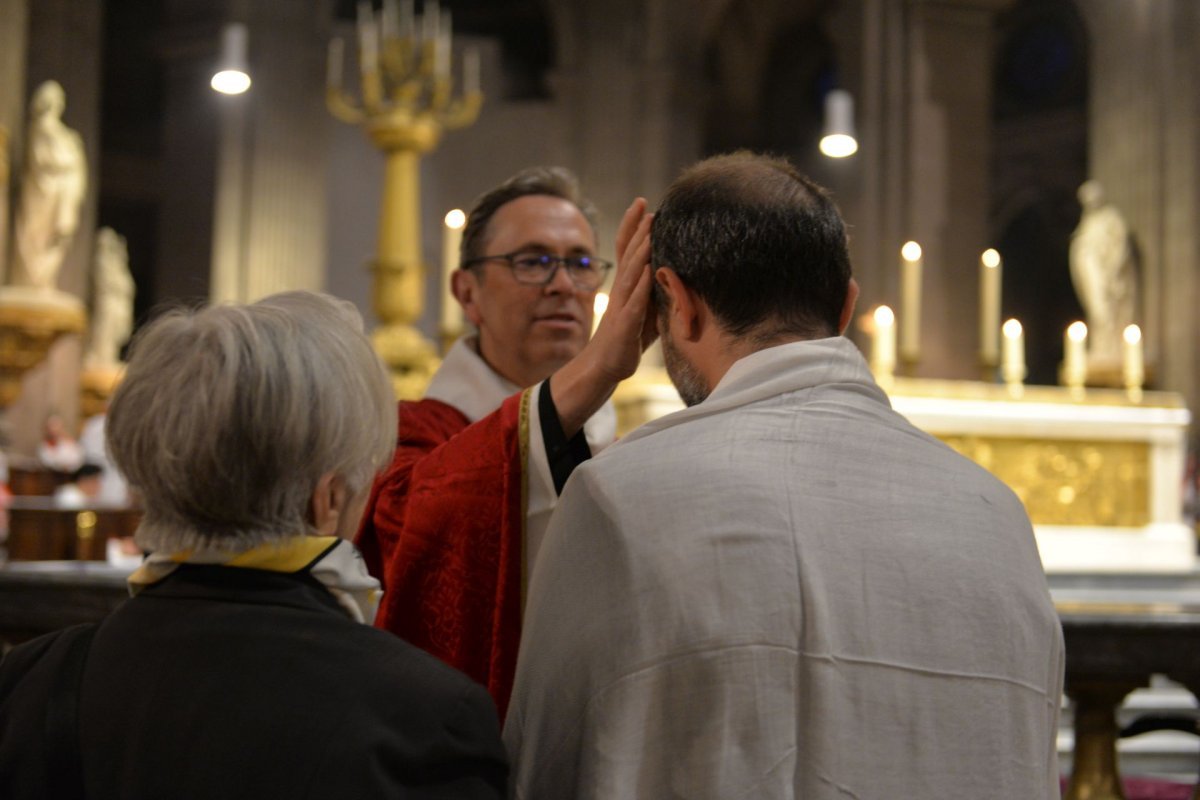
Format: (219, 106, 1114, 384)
(617, 337, 887, 447)
(425, 336, 522, 422)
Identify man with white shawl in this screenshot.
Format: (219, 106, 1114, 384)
(504, 152, 1064, 799)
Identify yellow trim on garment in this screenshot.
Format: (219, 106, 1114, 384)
(518, 386, 533, 612)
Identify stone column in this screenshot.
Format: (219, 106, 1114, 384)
(1080, 0, 1200, 415)
(210, 4, 330, 303)
(0, 0, 30, 279)
(900, 0, 1010, 379)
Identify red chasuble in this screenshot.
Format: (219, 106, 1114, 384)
(357, 391, 532, 721)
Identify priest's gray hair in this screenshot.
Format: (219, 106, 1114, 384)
(107, 291, 396, 552)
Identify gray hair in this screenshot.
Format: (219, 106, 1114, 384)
(460, 166, 598, 268)
(107, 291, 396, 552)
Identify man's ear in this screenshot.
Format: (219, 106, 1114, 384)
(453, 269, 483, 327)
(654, 267, 703, 342)
(838, 278, 860, 335)
(310, 473, 347, 537)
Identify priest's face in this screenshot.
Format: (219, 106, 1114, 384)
(461, 195, 597, 387)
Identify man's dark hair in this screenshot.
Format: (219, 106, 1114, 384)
(651, 151, 852, 341)
(460, 166, 599, 269)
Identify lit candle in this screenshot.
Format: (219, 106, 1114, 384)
(1001, 318, 1025, 387)
(441, 209, 466, 335)
(1063, 321, 1087, 389)
(464, 47, 481, 95)
(592, 292, 610, 337)
(900, 241, 922, 363)
(1123, 324, 1144, 390)
(979, 248, 1001, 365)
(871, 305, 896, 377)
(326, 37, 344, 88)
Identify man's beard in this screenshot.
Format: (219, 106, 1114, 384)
(660, 321, 709, 407)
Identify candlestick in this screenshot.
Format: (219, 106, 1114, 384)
(979, 248, 1001, 366)
(871, 305, 897, 385)
(1001, 318, 1025, 395)
(441, 209, 465, 339)
(900, 241, 922, 364)
(1063, 321, 1087, 391)
(1123, 324, 1144, 398)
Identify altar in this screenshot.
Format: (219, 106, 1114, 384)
(890, 379, 1195, 573)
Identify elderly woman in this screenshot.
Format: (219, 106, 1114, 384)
(0, 292, 507, 799)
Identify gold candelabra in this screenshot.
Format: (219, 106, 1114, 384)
(326, 0, 482, 399)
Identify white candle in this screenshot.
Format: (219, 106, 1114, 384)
(464, 47, 481, 95)
(442, 209, 466, 334)
(358, 3, 378, 67)
(1001, 318, 1025, 386)
(979, 248, 1001, 364)
(900, 241, 922, 362)
(1063, 321, 1087, 388)
(436, 11, 452, 79)
(1123, 324, 1144, 390)
(592, 292, 610, 337)
(326, 37, 344, 88)
(871, 305, 897, 377)
(399, 0, 414, 38)
(423, 1, 440, 42)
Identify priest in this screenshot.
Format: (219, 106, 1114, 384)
(357, 167, 656, 719)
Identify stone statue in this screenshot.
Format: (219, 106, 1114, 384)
(1069, 180, 1139, 369)
(10, 81, 87, 291)
(85, 227, 134, 367)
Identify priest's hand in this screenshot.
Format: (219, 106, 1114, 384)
(551, 197, 657, 438)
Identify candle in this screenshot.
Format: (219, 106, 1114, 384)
(871, 305, 896, 377)
(399, 0, 414, 38)
(979, 248, 1001, 364)
(592, 293, 610, 337)
(442, 209, 466, 335)
(436, 10, 452, 79)
(464, 47, 481, 95)
(1063, 321, 1087, 389)
(1123, 324, 1144, 390)
(900, 241, 922, 363)
(326, 37, 344, 88)
(423, 1, 440, 42)
(1001, 318, 1025, 386)
(357, 2, 378, 67)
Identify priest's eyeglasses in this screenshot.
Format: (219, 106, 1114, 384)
(463, 252, 613, 291)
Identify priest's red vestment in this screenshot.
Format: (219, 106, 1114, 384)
(358, 390, 532, 721)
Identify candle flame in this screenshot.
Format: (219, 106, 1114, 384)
(873, 305, 895, 327)
(1002, 318, 1023, 338)
(981, 248, 1001, 268)
(444, 209, 466, 229)
(901, 241, 922, 262)
(1067, 321, 1087, 341)
(1123, 324, 1142, 345)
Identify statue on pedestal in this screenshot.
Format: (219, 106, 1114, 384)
(1069, 180, 1139, 374)
(10, 80, 87, 291)
(85, 227, 134, 367)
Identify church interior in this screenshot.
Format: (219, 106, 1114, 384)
(1, 0, 1199, 796)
